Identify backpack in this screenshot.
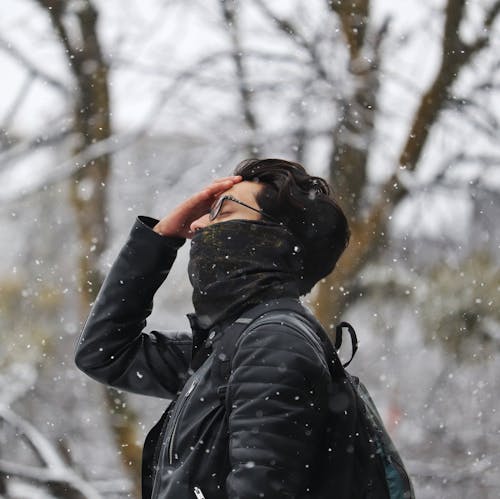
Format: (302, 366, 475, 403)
(212, 298, 415, 499)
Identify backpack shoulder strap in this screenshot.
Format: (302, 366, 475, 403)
(212, 297, 360, 406)
(212, 313, 256, 400)
(213, 297, 355, 399)
(212, 298, 310, 400)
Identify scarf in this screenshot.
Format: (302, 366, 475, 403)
(188, 219, 304, 329)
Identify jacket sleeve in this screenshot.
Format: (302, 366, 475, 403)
(74, 216, 193, 399)
(225, 321, 330, 498)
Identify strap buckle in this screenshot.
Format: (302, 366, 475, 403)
(334, 321, 358, 368)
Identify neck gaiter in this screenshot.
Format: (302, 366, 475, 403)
(188, 219, 304, 329)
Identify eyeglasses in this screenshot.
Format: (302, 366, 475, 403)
(209, 195, 280, 223)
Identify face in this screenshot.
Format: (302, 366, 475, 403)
(190, 181, 264, 233)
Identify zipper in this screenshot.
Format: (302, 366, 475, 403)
(150, 356, 211, 498)
(150, 401, 176, 499)
(168, 376, 199, 464)
(151, 375, 197, 497)
(193, 486, 206, 498)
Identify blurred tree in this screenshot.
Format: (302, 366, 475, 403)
(227, 0, 500, 327)
(0, 406, 104, 499)
(422, 249, 500, 359)
(219, 0, 259, 155)
(316, 0, 500, 326)
(1, 1, 499, 497)
(31, 0, 142, 496)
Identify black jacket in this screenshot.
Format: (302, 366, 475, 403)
(75, 217, 332, 499)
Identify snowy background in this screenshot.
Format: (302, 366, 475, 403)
(0, 0, 499, 498)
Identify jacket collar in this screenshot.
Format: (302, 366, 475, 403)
(186, 297, 304, 370)
(186, 313, 224, 370)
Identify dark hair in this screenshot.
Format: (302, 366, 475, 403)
(233, 158, 350, 294)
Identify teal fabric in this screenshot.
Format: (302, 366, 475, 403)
(352, 376, 415, 498)
(385, 461, 406, 499)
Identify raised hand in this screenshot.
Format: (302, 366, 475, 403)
(153, 176, 242, 239)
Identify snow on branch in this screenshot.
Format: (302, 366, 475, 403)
(0, 406, 104, 499)
(0, 131, 139, 205)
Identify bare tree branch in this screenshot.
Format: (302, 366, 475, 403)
(33, 0, 77, 69)
(0, 127, 73, 169)
(466, 0, 500, 53)
(396, 0, 500, 176)
(252, 0, 332, 82)
(219, 0, 258, 154)
(0, 406, 104, 499)
(0, 35, 70, 95)
(0, 131, 141, 204)
(327, 0, 369, 60)
(435, 152, 500, 173)
(0, 72, 35, 148)
(0, 407, 64, 468)
(112, 49, 305, 78)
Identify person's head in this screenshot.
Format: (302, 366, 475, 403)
(232, 158, 350, 294)
(190, 158, 350, 295)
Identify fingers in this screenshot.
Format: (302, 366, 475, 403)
(153, 176, 242, 238)
(211, 175, 242, 184)
(199, 175, 242, 200)
(181, 176, 240, 212)
(206, 175, 242, 192)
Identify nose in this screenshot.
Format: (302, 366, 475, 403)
(189, 213, 211, 235)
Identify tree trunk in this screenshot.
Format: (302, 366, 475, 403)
(315, 0, 498, 329)
(36, 2, 142, 496)
(316, 0, 383, 327)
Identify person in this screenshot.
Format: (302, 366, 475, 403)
(75, 158, 351, 499)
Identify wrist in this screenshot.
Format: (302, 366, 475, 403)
(152, 223, 165, 235)
(136, 216, 186, 248)
(153, 222, 179, 238)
